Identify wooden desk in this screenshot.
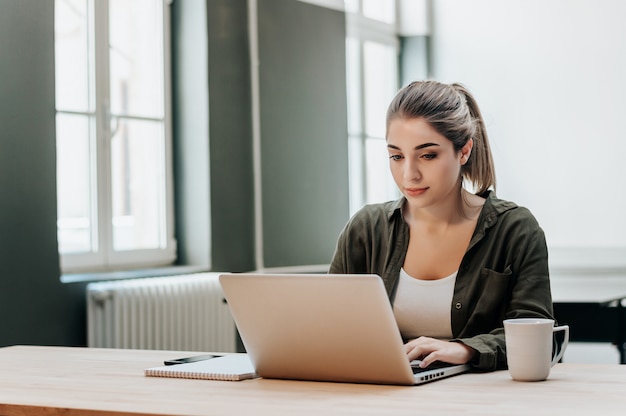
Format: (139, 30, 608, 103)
(1, 346, 625, 416)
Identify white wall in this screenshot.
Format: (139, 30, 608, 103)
(430, 0, 626, 270)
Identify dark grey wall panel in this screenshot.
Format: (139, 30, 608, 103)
(0, 0, 84, 346)
(206, 0, 256, 272)
(171, 0, 212, 267)
(173, 0, 256, 272)
(258, 0, 350, 268)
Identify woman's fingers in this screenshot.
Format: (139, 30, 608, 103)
(404, 337, 476, 367)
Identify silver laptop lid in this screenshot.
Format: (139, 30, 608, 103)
(219, 273, 421, 385)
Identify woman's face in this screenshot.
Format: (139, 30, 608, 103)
(386, 117, 472, 208)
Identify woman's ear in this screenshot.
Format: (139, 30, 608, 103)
(460, 138, 473, 165)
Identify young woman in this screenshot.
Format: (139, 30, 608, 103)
(329, 80, 554, 372)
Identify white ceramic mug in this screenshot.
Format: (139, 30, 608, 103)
(503, 318, 569, 382)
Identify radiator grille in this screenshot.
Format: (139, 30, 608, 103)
(87, 273, 236, 352)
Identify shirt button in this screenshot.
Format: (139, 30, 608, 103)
(455, 302, 462, 310)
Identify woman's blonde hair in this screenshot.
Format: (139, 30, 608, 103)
(386, 80, 496, 194)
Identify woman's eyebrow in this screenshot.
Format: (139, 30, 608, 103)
(387, 142, 440, 151)
(415, 142, 440, 150)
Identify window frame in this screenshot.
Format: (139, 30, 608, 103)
(55, 0, 176, 273)
(345, 2, 401, 214)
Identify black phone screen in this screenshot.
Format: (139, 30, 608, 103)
(163, 354, 218, 365)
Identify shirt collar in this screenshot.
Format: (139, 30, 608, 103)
(387, 197, 405, 221)
(480, 190, 518, 227)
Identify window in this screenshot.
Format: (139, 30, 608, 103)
(345, 0, 400, 214)
(54, 0, 175, 272)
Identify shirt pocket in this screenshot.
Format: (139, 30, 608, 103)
(471, 265, 515, 323)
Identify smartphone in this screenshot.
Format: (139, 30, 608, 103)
(163, 354, 218, 366)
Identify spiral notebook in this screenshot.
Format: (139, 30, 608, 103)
(144, 354, 257, 381)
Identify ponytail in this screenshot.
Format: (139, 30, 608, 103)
(452, 83, 496, 194)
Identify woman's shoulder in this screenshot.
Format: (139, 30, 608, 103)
(339, 199, 404, 238)
(484, 192, 540, 227)
(349, 199, 403, 223)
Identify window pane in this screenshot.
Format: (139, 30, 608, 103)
(344, 0, 359, 14)
(363, 41, 397, 138)
(346, 37, 362, 136)
(109, 0, 164, 118)
(348, 135, 364, 215)
(362, 0, 395, 24)
(111, 119, 165, 251)
(57, 113, 95, 254)
(54, 0, 91, 112)
(365, 137, 398, 204)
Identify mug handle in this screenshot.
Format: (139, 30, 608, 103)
(551, 325, 570, 366)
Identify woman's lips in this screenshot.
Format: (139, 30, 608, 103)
(404, 187, 428, 197)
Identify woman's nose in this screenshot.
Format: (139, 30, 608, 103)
(404, 160, 421, 181)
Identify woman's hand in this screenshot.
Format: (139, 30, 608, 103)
(405, 336, 476, 368)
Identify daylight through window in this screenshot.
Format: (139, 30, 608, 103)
(55, 0, 175, 272)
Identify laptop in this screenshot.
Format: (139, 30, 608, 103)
(218, 273, 471, 385)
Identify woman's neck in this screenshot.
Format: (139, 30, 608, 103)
(404, 189, 484, 229)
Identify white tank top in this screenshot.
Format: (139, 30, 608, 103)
(392, 268, 457, 340)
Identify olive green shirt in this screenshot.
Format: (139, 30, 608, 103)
(329, 191, 554, 371)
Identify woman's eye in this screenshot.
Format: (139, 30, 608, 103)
(422, 153, 437, 160)
(389, 154, 403, 161)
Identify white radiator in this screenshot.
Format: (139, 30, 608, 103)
(86, 273, 237, 352)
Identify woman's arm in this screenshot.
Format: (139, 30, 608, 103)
(452, 212, 554, 371)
